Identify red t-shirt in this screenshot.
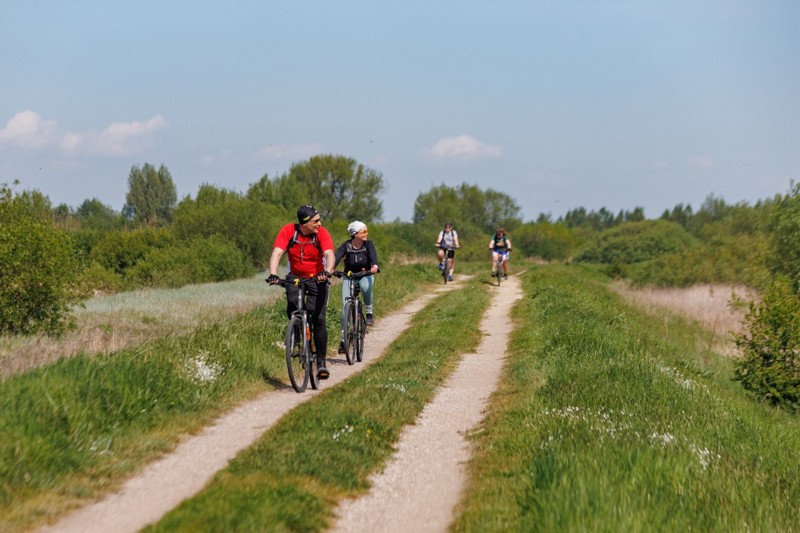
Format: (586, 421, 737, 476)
(273, 223, 334, 278)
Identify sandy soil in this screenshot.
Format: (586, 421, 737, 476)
(38, 274, 523, 533)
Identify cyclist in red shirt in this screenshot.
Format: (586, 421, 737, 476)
(267, 205, 336, 379)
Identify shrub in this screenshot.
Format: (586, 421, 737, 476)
(734, 276, 800, 412)
(0, 184, 79, 334)
(90, 227, 176, 276)
(127, 237, 252, 288)
(575, 220, 695, 264)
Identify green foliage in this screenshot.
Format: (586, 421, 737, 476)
(560, 206, 644, 231)
(90, 227, 176, 276)
(0, 183, 79, 334)
(172, 184, 285, 268)
(767, 181, 800, 291)
(734, 276, 800, 412)
(628, 234, 769, 288)
(127, 237, 252, 288)
(412, 183, 522, 234)
(123, 163, 178, 226)
(249, 155, 385, 222)
(575, 220, 695, 264)
(512, 221, 580, 261)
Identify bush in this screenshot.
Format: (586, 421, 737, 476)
(0, 184, 79, 334)
(127, 237, 252, 288)
(575, 220, 695, 264)
(734, 276, 800, 412)
(90, 227, 176, 276)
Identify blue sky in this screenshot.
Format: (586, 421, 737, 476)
(2, 1, 798, 222)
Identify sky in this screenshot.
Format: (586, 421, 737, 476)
(2, 1, 799, 223)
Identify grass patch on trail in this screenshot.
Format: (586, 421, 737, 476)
(0, 263, 438, 532)
(453, 264, 800, 532)
(146, 282, 490, 532)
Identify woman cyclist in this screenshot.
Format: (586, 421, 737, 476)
(436, 222, 460, 282)
(333, 220, 379, 355)
(489, 227, 512, 279)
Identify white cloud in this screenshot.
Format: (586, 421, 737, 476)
(0, 110, 58, 149)
(426, 135, 502, 159)
(257, 142, 327, 160)
(687, 156, 714, 170)
(0, 110, 166, 157)
(87, 115, 167, 156)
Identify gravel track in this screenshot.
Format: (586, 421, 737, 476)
(38, 275, 523, 533)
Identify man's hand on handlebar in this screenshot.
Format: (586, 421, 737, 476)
(266, 274, 280, 285)
(315, 271, 332, 283)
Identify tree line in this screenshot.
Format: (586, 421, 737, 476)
(2, 154, 799, 411)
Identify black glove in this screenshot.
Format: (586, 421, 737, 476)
(266, 274, 280, 285)
(316, 271, 330, 282)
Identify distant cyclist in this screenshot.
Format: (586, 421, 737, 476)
(266, 205, 335, 380)
(489, 227, 511, 279)
(333, 220, 380, 355)
(436, 222, 460, 282)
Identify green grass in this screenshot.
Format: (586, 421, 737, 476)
(146, 281, 491, 532)
(452, 264, 800, 532)
(0, 263, 439, 532)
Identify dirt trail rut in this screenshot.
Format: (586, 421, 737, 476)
(39, 275, 523, 533)
(330, 275, 523, 532)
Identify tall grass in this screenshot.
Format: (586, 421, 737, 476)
(0, 263, 437, 532)
(453, 264, 800, 531)
(0, 273, 278, 378)
(146, 282, 490, 532)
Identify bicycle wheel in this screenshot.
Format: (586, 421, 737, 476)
(356, 308, 366, 363)
(285, 315, 308, 392)
(442, 260, 449, 285)
(497, 261, 502, 286)
(343, 300, 356, 365)
(308, 324, 319, 390)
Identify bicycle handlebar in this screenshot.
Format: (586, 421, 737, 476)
(333, 269, 379, 280)
(266, 276, 327, 288)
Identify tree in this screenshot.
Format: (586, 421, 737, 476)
(173, 184, 283, 267)
(123, 163, 177, 226)
(288, 154, 385, 221)
(0, 182, 79, 334)
(412, 183, 521, 233)
(250, 155, 385, 222)
(768, 181, 800, 292)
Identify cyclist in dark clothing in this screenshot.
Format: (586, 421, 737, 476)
(333, 220, 380, 354)
(489, 227, 512, 279)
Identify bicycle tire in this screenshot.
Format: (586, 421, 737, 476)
(308, 324, 319, 390)
(497, 260, 502, 287)
(356, 307, 366, 363)
(285, 315, 308, 392)
(343, 300, 356, 365)
(442, 260, 449, 285)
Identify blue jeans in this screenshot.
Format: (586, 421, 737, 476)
(340, 275, 374, 337)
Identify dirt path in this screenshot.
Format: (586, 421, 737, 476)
(39, 275, 523, 533)
(38, 282, 450, 533)
(330, 275, 523, 532)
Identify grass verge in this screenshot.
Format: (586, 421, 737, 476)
(145, 281, 490, 532)
(452, 264, 800, 532)
(0, 263, 439, 532)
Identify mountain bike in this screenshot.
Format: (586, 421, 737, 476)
(494, 250, 511, 287)
(492, 250, 509, 287)
(436, 245, 457, 285)
(269, 276, 321, 392)
(333, 270, 375, 365)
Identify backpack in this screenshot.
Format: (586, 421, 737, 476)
(288, 224, 321, 252)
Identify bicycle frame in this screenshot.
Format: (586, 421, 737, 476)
(272, 276, 320, 392)
(438, 246, 455, 284)
(334, 270, 372, 364)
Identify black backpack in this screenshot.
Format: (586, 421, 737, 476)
(288, 224, 321, 251)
